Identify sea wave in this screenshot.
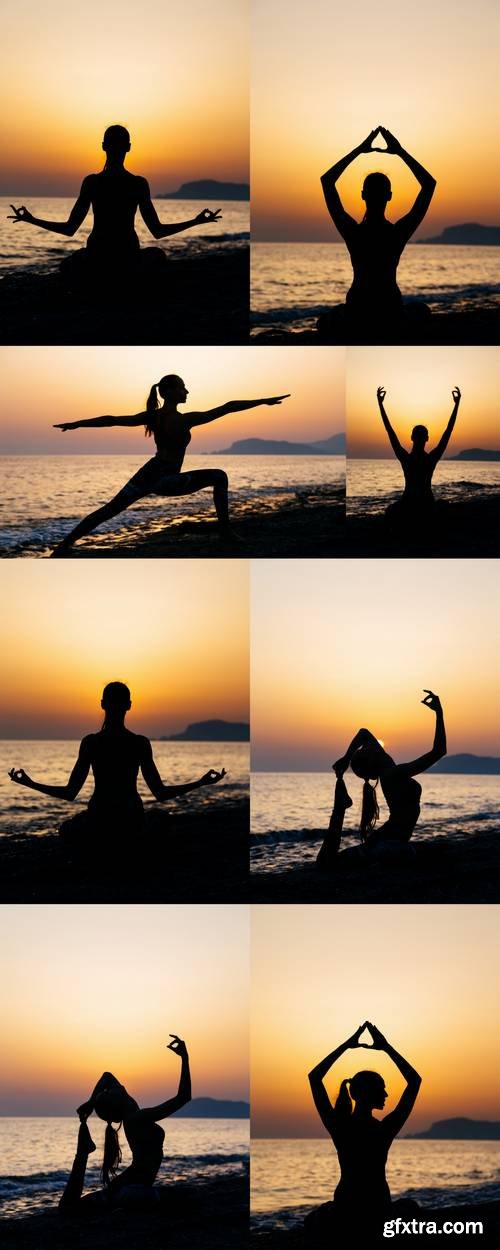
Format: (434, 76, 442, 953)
(251, 1179, 500, 1232)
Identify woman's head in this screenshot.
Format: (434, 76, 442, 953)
(411, 424, 429, 449)
(362, 171, 392, 213)
(350, 744, 384, 781)
(101, 681, 131, 723)
(145, 375, 188, 435)
(102, 124, 131, 160)
(348, 1070, 387, 1111)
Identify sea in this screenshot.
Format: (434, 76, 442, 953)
(251, 1137, 500, 1229)
(0, 455, 344, 557)
(347, 459, 500, 517)
(251, 242, 500, 334)
(0, 1116, 249, 1219)
(1, 741, 249, 838)
(250, 773, 500, 873)
(0, 197, 249, 278)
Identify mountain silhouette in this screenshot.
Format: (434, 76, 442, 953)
(418, 223, 500, 245)
(160, 179, 249, 201)
(214, 434, 345, 455)
(430, 753, 500, 774)
(408, 1118, 500, 1140)
(161, 719, 250, 742)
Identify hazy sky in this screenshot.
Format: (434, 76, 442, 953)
(0, 561, 248, 738)
(0, 346, 344, 454)
(251, 559, 500, 769)
(0, 0, 248, 195)
(251, 904, 500, 1136)
(347, 347, 500, 458)
(0, 904, 249, 1114)
(252, 0, 500, 240)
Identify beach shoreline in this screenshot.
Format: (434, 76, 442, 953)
(250, 825, 500, 903)
(250, 1198, 500, 1249)
(0, 801, 250, 903)
(251, 307, 500, 346)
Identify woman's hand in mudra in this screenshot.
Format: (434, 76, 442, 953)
(452, 386, 461, 405)
(53, 422, 79, 432)
(8, 205, 35, 224)
(422, 689, 442, 713)
(200, 768, 226, 786)
(9, 768, 32, 787)
(377, 385, 387, 404)
(346, 1022, 369, 1048)
(195, 208, 222, 223)
(264, 394, 291, 405)
(379, 127, 403, 155)
(364, 1021, 389, 1050)
(167, 1034, 189, 1059)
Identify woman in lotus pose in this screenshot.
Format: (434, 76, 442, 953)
(59, 1034, 191, 1212)
(9, 681, 225, 839)
(321, 126, 436, 322)
(331, 690, 446, 852)
(8, 125, 221, 286)
(50, 375, 289, 555)
(377, 385, 461, 523)
(308, 1021, 421, 1237)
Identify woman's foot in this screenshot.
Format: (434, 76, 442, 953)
(78, 1121, 96, 1154)
(50, 542, 71, 558)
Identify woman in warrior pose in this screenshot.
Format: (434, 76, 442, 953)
(321, 126, 436, 323)
(59, 1034, 191, 1212)
(49, 375, 289, 555)
(8, 125, 221, 285)
(377, 385, 461, 523)
(9, 681, 225, 838)
(308, 1021, 421, 1236)
(328, 690, 446, 855)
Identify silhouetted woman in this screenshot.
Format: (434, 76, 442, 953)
(332, 691, 446, 851)
(308, 1021, 421, 1238)
(9, 681, 225, 838)
(8, 125, 221, 286)
(321, 126, 436, 322)
(59, 1034, 191, 1213)
(377, 385, 461, 524)
(49, 375, 289, 555)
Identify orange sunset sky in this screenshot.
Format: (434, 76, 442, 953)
(251, 559, 500, 770)
(0, 346, 344, 454)
(0, 0, 248, 196)
(347, 347, 500, 458)
(0, 561, 249, 738)
(251, 905, 500, 1136)
(252, 0, 500, 241)
(0, 904, 249, 1114)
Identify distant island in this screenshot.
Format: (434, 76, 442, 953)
(174, 1097, 249, 1119)
(407, 1118, 500, 1140)
(158, 179, 249, 201)
(214, 434, 346, 455)
(161, 719, 250, 742)
(430, 753, 500, 774)
(450, 449, 500, 461)
(418, 223, 500, 246)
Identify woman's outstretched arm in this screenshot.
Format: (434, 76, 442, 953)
(321, 131, 380, 234)
(140, 740, 225, 799)
(400, 691, 447, 776)
(8, 180, 93, 237)
(54, 411, 148, 431)
(138, 180, 221, 238)
(187, 395, 290, 428)
(9, 740, 91, 800)
(380, 128, 436, 238)
(366, 1022, 421, 1136)
(431, 388, 461, 461)
(376, 386, 405, 459)
(308, 1024, 368, 1133)
(142, 1036, 192, 1120)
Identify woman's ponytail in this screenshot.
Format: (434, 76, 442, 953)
(359, 779, 379, 841)
(335, 1078, 353, 1118)
(101, 1121, 122, 1186)
(145, 382, 160, 438)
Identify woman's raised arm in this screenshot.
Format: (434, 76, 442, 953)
(187, 395, 290, 428)
(308, 1024, 368, 1133)
(380, 129, 436, 239)
(141, 1036, 192, 1121)
(377, 386, 405, 460)
(400, 691, 446, 776)
(54, 412, 148, 432)
(321, 131, 379, 235)
(431, 388, 461, 461)
(365, 1022, 421, 1137)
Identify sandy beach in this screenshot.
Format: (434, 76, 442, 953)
(250, 826, 500, 904)
(47, 486, 344, 559)
(343, 493, 500, 558)
(1, 1171, 248, 1250)
(251, 1199, 500, 1249)
(0, 801, 249, 903)
(0, 247, 249, 346)
(252, 308, 500, 346)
